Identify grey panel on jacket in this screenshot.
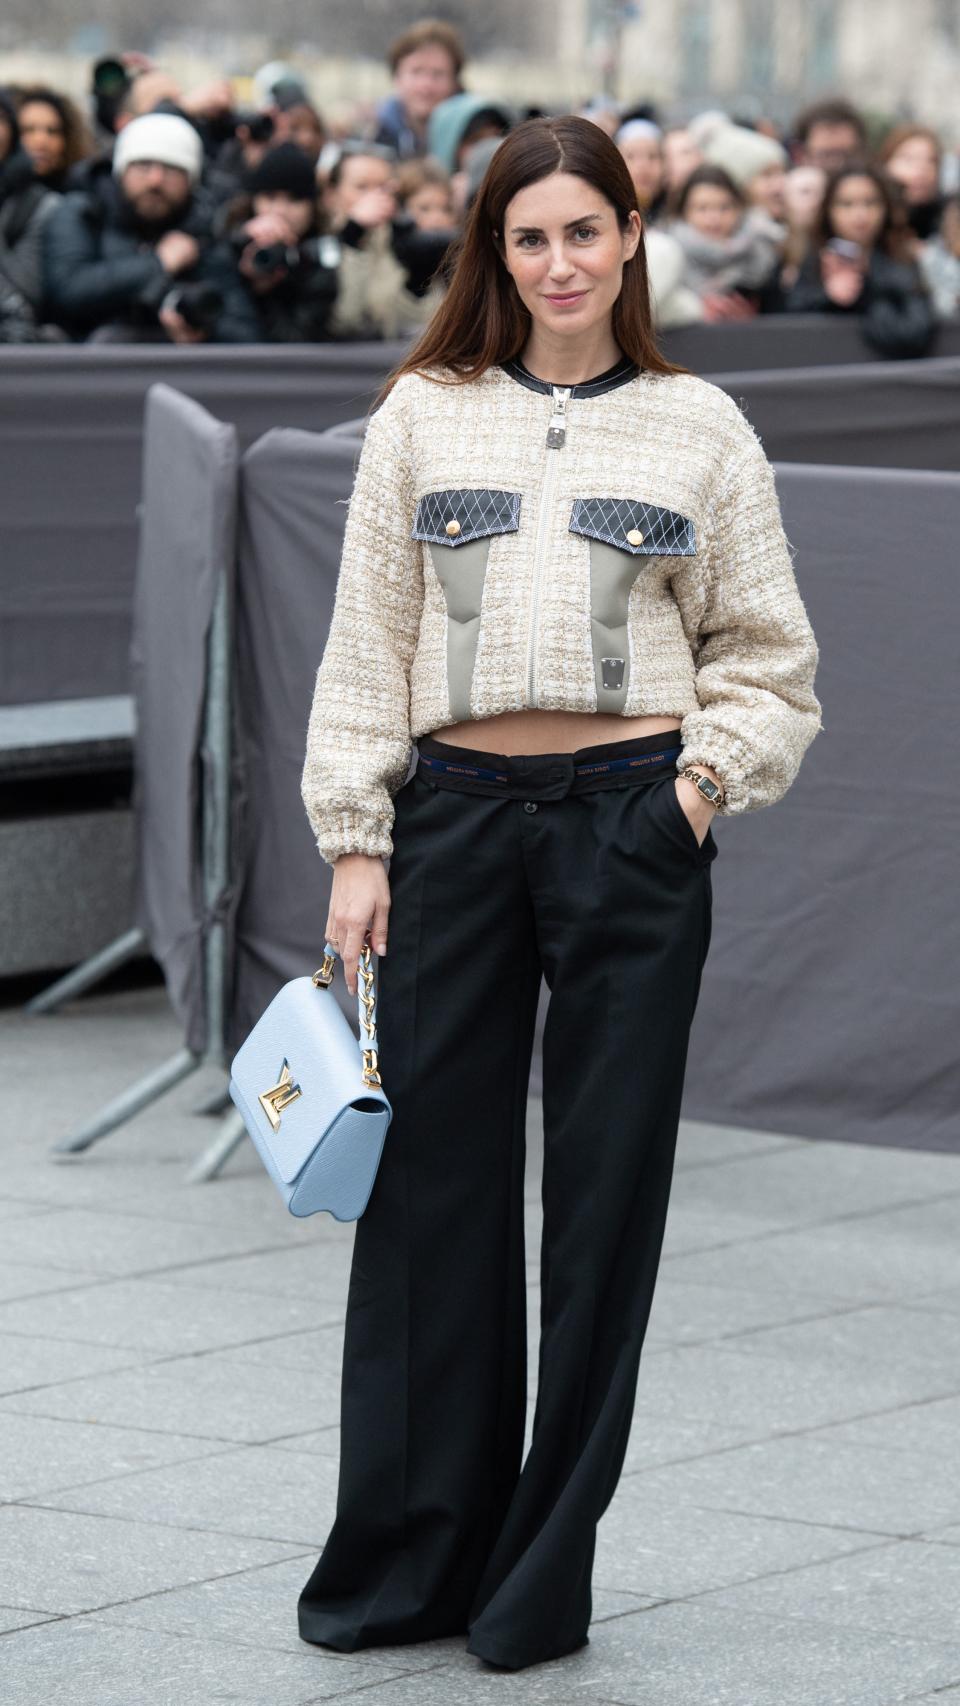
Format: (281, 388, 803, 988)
(586, 540, 644, 712)
(416, 487, 523, 720)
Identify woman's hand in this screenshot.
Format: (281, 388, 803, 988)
(674, 776, 718, 848)
(326, 853, 391, 994)
(820, 249, 866, 306)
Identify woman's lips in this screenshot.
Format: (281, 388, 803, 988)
(544, 290, 587, 304)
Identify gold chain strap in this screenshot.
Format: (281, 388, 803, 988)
(312, 942, 382, 1089)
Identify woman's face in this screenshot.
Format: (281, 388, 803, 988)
(253, 189, 315, 238)
(406, 183, 454, 230)
(274, 104, 325, 163)
(885, 135, 940, 204)
(617, 135, 664, 207)
(828, 174, 886, 247)
(499, 171, 641, 342)
(783, 165, 826, 229)
(683, 182, 742, 241)
(18, 100, 66, 176)
(325, 153, 394, 222)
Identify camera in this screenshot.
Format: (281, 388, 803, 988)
(234, 109, 275, 145)
(164, 282, 224, 334)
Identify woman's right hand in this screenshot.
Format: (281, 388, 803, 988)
(326, 853, 391, 994)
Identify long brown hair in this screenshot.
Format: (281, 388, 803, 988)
(14, 85, 96, 173)
(812, 161, 915, 263)
(375, 115, 687, 406)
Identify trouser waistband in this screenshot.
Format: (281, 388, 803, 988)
(415, 730, 683, 801)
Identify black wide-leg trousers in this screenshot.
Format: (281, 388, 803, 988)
(298, 731, 718, 1670)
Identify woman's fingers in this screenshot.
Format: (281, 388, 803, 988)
(372, 895, 390, 956)
(341, 920, 368, 995)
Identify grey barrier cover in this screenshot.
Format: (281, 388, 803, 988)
(660, 312, 960, 372)
(227, 425, 957, 1149)
(683, 462, 960, 1152)
(3, 343, 960, 706)
(230, 428, 362, 1046)
(0, 343, 405, 705)
(130, 384, 239, 1052)
(712, 355, 960, 471)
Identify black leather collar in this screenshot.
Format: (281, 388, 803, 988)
(500, 351, 640, 398)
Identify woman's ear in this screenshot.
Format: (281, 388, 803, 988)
(624, 210, 643, 262)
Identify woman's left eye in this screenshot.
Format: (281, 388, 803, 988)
(574, 226, 598, 240)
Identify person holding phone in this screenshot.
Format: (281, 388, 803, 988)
(783, 160, 935, 357)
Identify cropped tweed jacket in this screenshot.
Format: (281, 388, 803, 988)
(301, 354, 823, 865)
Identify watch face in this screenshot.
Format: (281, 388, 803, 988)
(698, 777, 720, 801)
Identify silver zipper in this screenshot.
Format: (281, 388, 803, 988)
(527, 385, 571, 704)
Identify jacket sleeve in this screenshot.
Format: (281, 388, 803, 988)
(41, 194, 165, 328)
(859, 258, 937, 360)
(300, 385, 423, 864)
(677, 426, 823, 814)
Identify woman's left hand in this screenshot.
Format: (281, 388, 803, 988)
(674, 776, 717, 848)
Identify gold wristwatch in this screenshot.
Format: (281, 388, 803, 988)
(680, 767, 726, 810)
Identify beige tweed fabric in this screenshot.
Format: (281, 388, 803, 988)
(301, 362, 823, 864)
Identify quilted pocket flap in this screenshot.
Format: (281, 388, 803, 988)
(569, 497, 696, 556)
(412, 488, 521, 548)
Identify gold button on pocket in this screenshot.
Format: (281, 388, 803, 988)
(626, 527, 644, 547)
(445, 519, 461, 537)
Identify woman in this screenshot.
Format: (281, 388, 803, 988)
(667, 162, 783, 320)
(14, 86, 95, 193)
(614, 115, 668, 224)
(877, 123, 945, 246)
(0, 92, 59, 334)
(298, 115, 821, 1672)
(783, 161, 936, 358)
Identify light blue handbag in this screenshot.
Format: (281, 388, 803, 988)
(228, 942, 392, 1220)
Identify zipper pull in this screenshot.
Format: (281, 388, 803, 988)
(546, 386, 571, 449)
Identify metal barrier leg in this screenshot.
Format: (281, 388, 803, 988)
(25, 927, 148, 1015)
(50, 1046, 199, 1154)
(185, 1108, 248, 1183)
(193, 1081, 232, 1116)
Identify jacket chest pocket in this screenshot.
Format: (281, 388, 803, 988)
(568, 497, 697, 711)
(412, 488, 522, 720)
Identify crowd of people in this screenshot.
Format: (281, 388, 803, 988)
(1, 17, 958, 354)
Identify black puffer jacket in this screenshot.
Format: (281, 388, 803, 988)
(0, 148, 58, 310)
(783, 245, 937, 359)
(41, 158, 259, 342)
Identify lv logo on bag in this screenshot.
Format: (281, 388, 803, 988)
(259, 1060, 302, 1131)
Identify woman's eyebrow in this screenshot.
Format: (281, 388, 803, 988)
(509, 211, 604, 235)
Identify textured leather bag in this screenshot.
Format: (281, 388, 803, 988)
(228, 942, 392, 1220)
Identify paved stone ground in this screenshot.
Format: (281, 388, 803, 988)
(2, 978, 960, 1706)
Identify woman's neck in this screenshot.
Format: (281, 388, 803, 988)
(520, 322, 624, 387)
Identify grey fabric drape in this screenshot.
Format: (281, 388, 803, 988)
(130, 384, 239, 1052)
(682, 461, 960, 1151)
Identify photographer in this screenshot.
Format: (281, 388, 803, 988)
(320, 141, 452, 339)
(222, 142, 340, 341)
(41, 111, 258, 342)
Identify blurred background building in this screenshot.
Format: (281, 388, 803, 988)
(1, 0, 958, 137)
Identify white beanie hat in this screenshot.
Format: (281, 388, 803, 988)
(113, 113, 204, 185)
(702, 123, 788, 189)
